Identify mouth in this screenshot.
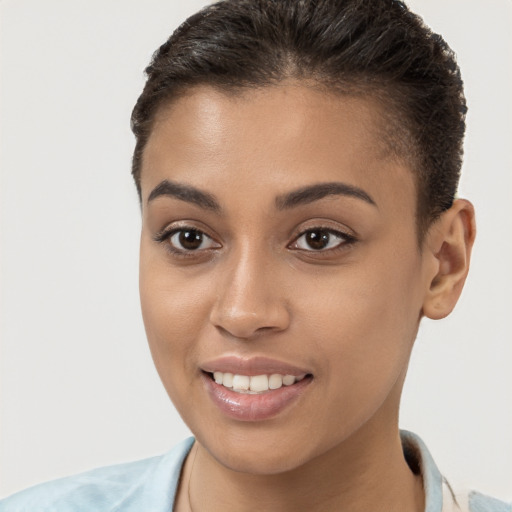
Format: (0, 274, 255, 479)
(200, 359, 314, 421)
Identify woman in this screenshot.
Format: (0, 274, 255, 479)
(1, 1, 510, 510)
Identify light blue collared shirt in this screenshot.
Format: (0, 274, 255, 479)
(0, 431, 509, 511)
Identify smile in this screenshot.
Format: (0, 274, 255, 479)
(211, 372, 307, 393)
(201, 369, 312, 421)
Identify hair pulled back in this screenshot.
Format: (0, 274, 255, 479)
(131, 0, 466, 238)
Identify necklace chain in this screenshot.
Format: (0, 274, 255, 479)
(187, 442, 199, 512)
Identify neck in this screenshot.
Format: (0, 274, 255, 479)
(178, 422, 423, 512)
(176, 370, 424, 512)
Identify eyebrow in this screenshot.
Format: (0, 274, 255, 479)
(147, 180, 221, 212)
(275, 182, 377, 210)
(147, 179, 376, 212)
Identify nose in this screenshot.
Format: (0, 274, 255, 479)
(209, 247, 291, 340)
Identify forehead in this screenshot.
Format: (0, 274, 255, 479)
(141, 83, 415, 213)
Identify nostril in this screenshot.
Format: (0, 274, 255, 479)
(209, 290, 291, 340)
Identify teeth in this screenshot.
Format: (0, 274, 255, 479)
(282, 374, 296, 386)
(211, 372, 307, 393)
(268, 374, 283, 390)
(232, 374, 250, 391)
(249, 374, 268, 392)
(222, 372, 234, 388)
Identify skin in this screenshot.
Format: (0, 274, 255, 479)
(138, 83, 475, 512)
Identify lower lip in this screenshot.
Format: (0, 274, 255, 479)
(202, 373, 312, 421)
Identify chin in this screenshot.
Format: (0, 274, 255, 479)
(207, 439, 313, 475)
(190, 420, 330, 476)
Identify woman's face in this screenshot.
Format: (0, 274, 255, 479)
(139, 84, 433, 474)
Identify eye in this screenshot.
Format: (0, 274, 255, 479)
(169, 228, 218, 251)
(155, 227, 220, 253)
(291, 228, 353, 251)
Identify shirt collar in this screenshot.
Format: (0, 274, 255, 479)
(401, 430, 446, 512)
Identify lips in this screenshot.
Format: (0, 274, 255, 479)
(201, 355, 311, 377)
(200, 356, 313, 421)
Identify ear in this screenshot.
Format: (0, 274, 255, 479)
(422, 199, 476, 320)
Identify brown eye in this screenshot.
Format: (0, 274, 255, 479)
(179, 230, 202, 250)
(168, 229, 218, 251)
(304, 231, 330, 250)
(294, 229, 350, 251)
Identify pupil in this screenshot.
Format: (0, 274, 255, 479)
(179, 230, 202, 250)
(306, 231, 329, 250)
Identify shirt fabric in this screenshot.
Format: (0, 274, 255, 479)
(0, 431, 509, 511)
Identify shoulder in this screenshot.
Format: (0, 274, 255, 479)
(0, 437, 194, 512)
(444, 473, 511, 512)
(466, 490, 512, 512)
(400, 431, 510, 512)
(0, 457, 161, 512)
(448, 487, 511, 512)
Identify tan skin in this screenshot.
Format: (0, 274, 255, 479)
(138, 83, 475, 512)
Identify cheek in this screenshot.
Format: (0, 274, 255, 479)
(298, 251, 424, 403)
(138, 246, 212, 392)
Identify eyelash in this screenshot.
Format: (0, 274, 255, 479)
(153, 225, 357, 257)
(153, 226, 220, 258)
(289, 228, 357, 253)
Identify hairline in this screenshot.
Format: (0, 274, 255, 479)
(135, 79, 433, 248)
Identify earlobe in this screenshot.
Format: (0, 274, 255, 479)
(422, 199, 476, 320)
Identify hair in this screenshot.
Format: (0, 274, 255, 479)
(131, 0, 467, 241)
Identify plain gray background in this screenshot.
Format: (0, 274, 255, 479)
(1, 0, 511, 500)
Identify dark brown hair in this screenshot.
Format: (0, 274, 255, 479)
(131, 0, 466, 239)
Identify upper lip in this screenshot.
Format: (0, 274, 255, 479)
(201, 356, 311, 377)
